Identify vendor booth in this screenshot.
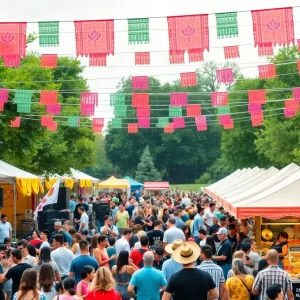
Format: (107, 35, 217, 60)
(70, 168, 99, 196)
(96, 176, 130, 198)
(144, 181, 169, 192)
(0, 160, 44, 237)
(123, 176, 144, 192)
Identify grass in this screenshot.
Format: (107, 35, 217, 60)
(170, 184, 206, 192)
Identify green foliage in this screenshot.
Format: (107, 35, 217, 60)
(135, 146, 161, 182)
(195, 172, 212, 184)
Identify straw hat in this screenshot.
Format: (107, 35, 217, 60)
(173, 241, 201, 264)
(165, 239, 184, 254)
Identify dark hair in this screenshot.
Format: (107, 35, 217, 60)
(11, 249, 22, 260)
(228, 224, 236, 230)
(253, 258, 269, 277)
(38, 246, 51, 265)
(55, 281, 63, 293)
(198, 229, 206, 236)
(78, 206, 85, 212)
(237, 232, 247, 241)
(243, 238, 253, 245)
(62, 277, 76, 296)
(79, 240, 89, 251)
(241, 242, 252, 253)
(154, 220, 162, 227)
(54, 234, 64, 245)
(168, 218, 176, 225)
(201, 245, 213, 259)
(182, 224, 192, 239)
(103, 215, 109, 221)
(140, 236, 149, 247)
(17, 240, 28, 248)
(98, 235, 107, 244)
(39, 263, 55, 292)
(189, 213, 195, 220)
(27, 244, 37, 257)
(4, 237, 11, 243)
(1, 214, 6, 219)
(205, 236, 216, 255)
(69, 228, 77, 235)
(155, 247, 164, 256)
(228, 216, 235, 223)
(123, 229, 132, 235)
(163, 208, 169, 215)
(274, 231, 289, 244)
(116, 250, 129, 273)
(81, 265, 94, 279)
(41, 229, 50, 238)
(108, 237, 116, 246)
(32, 230, 40, 239)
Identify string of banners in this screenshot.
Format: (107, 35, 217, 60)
(0, 7, 297, 67)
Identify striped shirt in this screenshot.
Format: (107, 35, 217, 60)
(197, 260, 225, 290)
(253, 265, 293, 300)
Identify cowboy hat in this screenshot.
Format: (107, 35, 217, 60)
(165, 239, 184, 254)
(173, 241, 200, 264)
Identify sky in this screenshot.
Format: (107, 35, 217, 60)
(2, 0, 300, 127)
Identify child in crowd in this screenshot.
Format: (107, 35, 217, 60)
(76, 266, 95, 298)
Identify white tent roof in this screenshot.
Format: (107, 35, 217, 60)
(70, 168, 99, 182)
(224, 163, 300, 205)
(0, 160, 39, 184)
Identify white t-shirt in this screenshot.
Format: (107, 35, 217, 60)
(163, 226, 186, 244)
(115, 238, 130, 256)
(0, 222, 12, 243)
(40, 241, 50, 250)
(182, 197, 191, 207)
(80, 212, 89, 231)
(204, 209, 214, 227)
(51, 247, 74, 277)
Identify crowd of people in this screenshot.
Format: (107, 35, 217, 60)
(0, 190, 295, 300)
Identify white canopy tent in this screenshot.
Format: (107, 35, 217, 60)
(70, 168, 99, 182)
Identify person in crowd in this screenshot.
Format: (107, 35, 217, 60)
(163, 240, 183, 282)
(185, 213, 195, 232)
(39, 230, 50, 251)
(107, 237, 117, 269)
(227, 250, 253, 278)
(219, 216, 227, 228)
(214, 206, 225, 220)
(172, 210, 185, 229)
(252, 249, 294, 300)
(49, 222, 69, 247)
(203, 203, 216, 229)
(69, 195, 77, 212)
(192, 205, 206, 242)
(130, 236, 149, 268)
(197, 245, 225, 299)
(94, 235, 116, 268)
(115, 229, 132, 256)
(162, 208, 170, 224)
(128, 251, 167, 300)
(198, 229, 207, 247)
(240, 219, 252, 237)
(270, 231, 289, 270)
(51, 234, 74, 280)
(38, 263, 57, 300)
(76, 266, 95, 298)
(236, 231, 248, 251)
(112, 250, 138, 300)
(115, 203, 130, 235)
(212, 228, 232, 280)
(69, 240, 98, 284)
(89, 235, 99, 257)
(163, 218, 185, 248)
(77, 206, 89, 233)
(17, 240, 36, 266)
(253, 258, 268, 277)
(181, 224, 193, 241)
(131, 202, 139, 220)
(244, 238, 261, 271)
(227, 223, 238, 252)
(0, 214, 12, 244)
(133, 230, 147, 249)
(71, 233, 82, 258)
(35, 247, 61, 281)
(13, 268, 46, 300)
(86, 267, 122, 300)
(224, 258, 254, 300)
(242, 242, 255, 270)
(29, 230, 42, 248)
(27, 243, 38, 259)
(125, 198, 135, 220)
(162, 241, 218, 300)
(209, 216, 221, 242)
(100, 216, 119, 239)
(266, 284, 284, 300)
(153, 247, 165, 271)
(53, 277, 80, 300)
(142, 206, 158, 231)
(134, 208, 145, 227)
(147, 220, 164, 249)
(74, 197, 89, 229)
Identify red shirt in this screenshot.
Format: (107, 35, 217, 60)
(86, 289, 122, 300)
(130, 248, 148, 268)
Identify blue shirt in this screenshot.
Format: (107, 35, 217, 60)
(69, 200, 76, 212)
(193, 214, 206, 237)
(175, 218, 185, 229)
(70, 255, 99, 284)
(65, 232, 73, 247)
(162, 257, 182, 282)
(130, 266, 167, 300)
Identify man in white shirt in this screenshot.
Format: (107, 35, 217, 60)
(17, 240, 36, 266)
(204, 203, 216, 229)
(0, 214, 12, 243)
(51, 234, 74, 280)
(39, 229, 50, 250)
(163, 218, 186, 248)
(78, 206, 89, 232)
(182, 195, 191, 207)
(115, 228, 133, 256)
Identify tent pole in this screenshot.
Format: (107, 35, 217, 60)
(13, 184, 16, 239)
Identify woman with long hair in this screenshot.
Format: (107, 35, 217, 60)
(89, 234, 100, 257)
(224, 258, 254, 300)
(111, 250, 138, 300)
(13, 268, 46, 300)
(93, 235, 116, 268)
(162, 208, 170, 224)
(29, 230, 42, 249)
(38, 263, 57, 300)
(34, 247, 61, 281)
(181, 225, 192, 240)
(53, 277, 82, 300)
(271, 231, 289, 269)
(142, 206, 157, 231)
(205, 235, 216, 255)
(133, 208, 145, 226)
(71, 233, 82, 258)
(86, 267, 121, 300)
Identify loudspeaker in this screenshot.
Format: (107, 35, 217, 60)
(56, 187, 70, 211)
(95, 203, 110, 221)
(58, 210, 71, 220)
(45, 210, 58, 221)
(0, 188, 3, 208)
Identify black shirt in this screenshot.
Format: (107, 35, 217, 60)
(147, 229, 164, 248)
(216, 239, 232, 265)
(126, 205, 135, 219)
(228, 234, 237, 252)
(209, 224, 220, 242)
(5, 263, 32, 296)
(145, 215, 157, 231)
(166, 268, 216, 300)
(134, 216, 144, 226)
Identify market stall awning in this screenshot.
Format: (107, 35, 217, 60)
(123, 176, 144, 191)
(70, 168, 99, 188)
(97, 176, 129, 189)
(144, 181, 169, 190)
(0, 160, 44, 196)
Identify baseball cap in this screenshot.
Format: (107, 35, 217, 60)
(266, 284, 282, 300)
(216, 228, 228, 235)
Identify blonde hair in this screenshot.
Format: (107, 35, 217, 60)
(90, 267, 115, 292)
(233, 250, 245, 259)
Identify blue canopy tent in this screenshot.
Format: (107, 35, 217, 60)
(123, 176, 144, 192)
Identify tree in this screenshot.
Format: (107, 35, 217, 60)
(135, 146, 161, 182)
